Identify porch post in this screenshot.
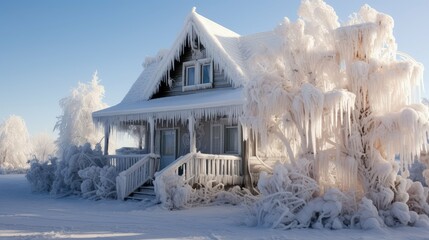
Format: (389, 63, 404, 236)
(188, 116, 196, 153)
(149, 116, 155, 154)
(138, 124, 146, 150)
(103, 124, 110, 155)
(240, 123, 252, 189)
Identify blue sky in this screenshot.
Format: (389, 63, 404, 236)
(0, 0, 428, 137)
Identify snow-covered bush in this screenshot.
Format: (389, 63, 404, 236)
(154, 174, 251, 210)
(54, 72, 108, 154)
(51, 143, 107, 196)
(246, 162, 345, 229)
(242, 0, 429, 229)
(78, 165, 117, 200)
(351, 197, 384, 229)
(28, 142, 118, 200)
(26, 157, 58, 192)
(154, 174, 193, 209)
(0, 115, 32, 173)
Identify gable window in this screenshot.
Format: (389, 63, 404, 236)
(201, 63, 211, 84)
(183, 58, 213, 91)
(186, 66, 195, 86)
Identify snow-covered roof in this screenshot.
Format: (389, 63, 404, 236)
(93, 88, 244, 125)
(122, 8, 247, 104)
(94, 9, 280, 125)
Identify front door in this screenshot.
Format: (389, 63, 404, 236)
(160, 129, 177, 169)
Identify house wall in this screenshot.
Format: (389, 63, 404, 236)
(152, 44, 233, 99)
(152, 118, 241, 158)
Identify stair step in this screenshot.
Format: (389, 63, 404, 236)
(126, 195, 154, 201)
(133, 192, 156, 197)
(125, 184, 156, 201)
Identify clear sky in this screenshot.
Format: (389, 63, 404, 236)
(1, 0, 428, 137)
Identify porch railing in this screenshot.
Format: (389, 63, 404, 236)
(194, 153, 242, 185)
(106, 154, 148, 173)
(155, 152, 243, 190)
(115, 154, 160, 200)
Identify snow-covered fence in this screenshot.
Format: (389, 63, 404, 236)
(106, 155, 146, 173)
(116, 154, 160, 200)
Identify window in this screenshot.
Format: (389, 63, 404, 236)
(224, 126, 238, 154)
(201, 64, 211, 84)
(210, 124, 239, 155)
(182, 58, 213, 91)
(211, 124, 222, 154)
(186, 66, 195, 86)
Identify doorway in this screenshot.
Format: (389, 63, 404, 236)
(160, 129, 177, 169)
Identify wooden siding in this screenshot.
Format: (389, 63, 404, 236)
(152, 43, 233, 99)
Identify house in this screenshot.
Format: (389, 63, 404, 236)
(92, 8, 280, 200)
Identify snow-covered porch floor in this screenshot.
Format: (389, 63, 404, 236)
(1, 174, 429, 240)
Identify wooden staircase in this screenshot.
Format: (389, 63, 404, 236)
(114, 154, 160, 200)
(125, 185, 156, 201)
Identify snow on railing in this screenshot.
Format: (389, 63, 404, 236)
(154, 152, 243, 204)
(194, 153, 242, 185)
(116, 154, 160, 200)
(106, 154, 149, 173)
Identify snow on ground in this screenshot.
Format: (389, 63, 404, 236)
(1, 175, 429, 240)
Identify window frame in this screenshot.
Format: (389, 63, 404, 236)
(182, 58, 213, 91)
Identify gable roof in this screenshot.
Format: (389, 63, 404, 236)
(93, 9, 283, 125)
(121, 8, 247, 104)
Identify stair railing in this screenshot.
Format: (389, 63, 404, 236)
(116, 153, 160, 200)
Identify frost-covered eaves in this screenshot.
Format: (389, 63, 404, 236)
(93, 88, 244, 125)
(121, 8, 248, 104)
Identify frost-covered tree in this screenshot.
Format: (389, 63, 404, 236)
(55, 71, 108, 153)
(31, 132, 57, 162)
(244, 0, 429, 229)
(0, 115, 32, 172)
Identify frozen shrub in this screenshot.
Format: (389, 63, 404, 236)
(351, 198, 384, 229)
(51, 143, 107, 197)
(78, 165, 117, 200)
(154, 174, 193, 209)
(406, 181, 429, 215)
(246, 162, 350, 229)
(26, 157, 57, 192)
(154, 173, 252, 210)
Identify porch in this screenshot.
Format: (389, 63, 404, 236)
(93, 88, 251, 200)
(106, 152, 243, 200)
